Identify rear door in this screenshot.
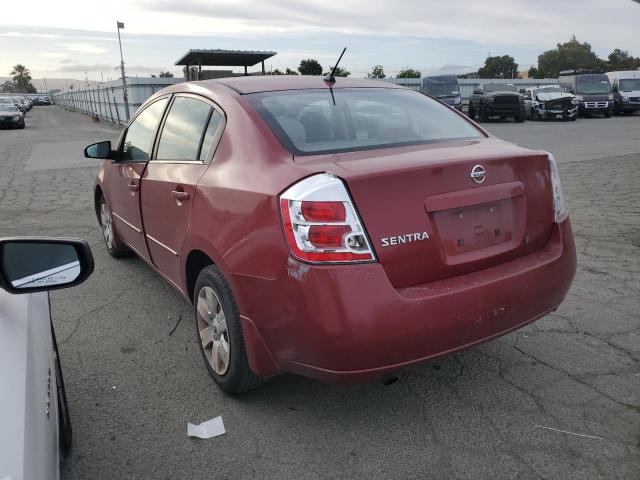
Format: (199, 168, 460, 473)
(140, 94, 225, 288)
(106, 97, 169, 261)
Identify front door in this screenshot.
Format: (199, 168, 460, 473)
(140, 94, 224, 287)
(106, 97, 169, 261)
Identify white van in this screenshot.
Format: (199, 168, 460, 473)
(606, 70, 640, 115)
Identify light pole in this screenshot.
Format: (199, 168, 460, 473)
(116, 21, 130, 122)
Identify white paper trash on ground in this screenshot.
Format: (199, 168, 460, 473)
(187, 416, 226, 439)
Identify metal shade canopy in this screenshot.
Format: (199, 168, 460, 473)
(176, 49, 277, 78)
(175, 49, 276, 67)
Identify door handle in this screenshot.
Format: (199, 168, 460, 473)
(128, 182, 138, 192)
(171, 190, 190, 201)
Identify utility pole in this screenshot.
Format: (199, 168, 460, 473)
(43, 77, 48, 94)
(117, 21, 131, 122)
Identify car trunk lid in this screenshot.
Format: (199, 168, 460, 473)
(296, 138, 554, 288)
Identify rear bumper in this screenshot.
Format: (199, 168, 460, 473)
(234, 219, 576, 383)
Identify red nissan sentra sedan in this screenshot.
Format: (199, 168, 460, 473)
(85, 76, 576, 393)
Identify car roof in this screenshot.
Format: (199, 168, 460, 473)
(208, 75, 404, 95)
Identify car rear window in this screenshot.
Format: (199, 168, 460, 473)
(246, 88, 483, 155)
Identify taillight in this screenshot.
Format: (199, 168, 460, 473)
(548, 153, 568, 223)
(280, 174, 375, 263)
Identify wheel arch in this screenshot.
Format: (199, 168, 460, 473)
(183, 246, 281, 378)
(185, 249, 215, 303)
(94, 185, 104, 222)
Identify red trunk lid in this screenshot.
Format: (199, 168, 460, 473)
(297, 138, 554, 288)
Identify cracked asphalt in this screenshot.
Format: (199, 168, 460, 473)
(1, 107, 638, 479)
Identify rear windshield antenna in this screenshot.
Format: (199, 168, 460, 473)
(325, 47, 347, 83)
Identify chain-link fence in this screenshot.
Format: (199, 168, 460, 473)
(52, 77, 183, 125)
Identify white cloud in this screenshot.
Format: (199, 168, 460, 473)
(60, 42, 109, 54)
(1, 0, 638, 52)
(1, 0, 639, 80)
(57, 63, 116, 72)
(0, 31, 58, 39)
(38, 52, 66, 58)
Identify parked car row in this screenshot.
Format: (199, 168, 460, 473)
(0, 97, 26, 129)
(423, 69, 640, 123)
(30, 96, 52, 106)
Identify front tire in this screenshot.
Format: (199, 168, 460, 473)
(99, 196, 130, 258)
(468, 107, 475, 120)
(194, 265, 264, 394)
(515, 114, 525, 123)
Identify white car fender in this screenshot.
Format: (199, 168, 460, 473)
(0, 290, 59, 480)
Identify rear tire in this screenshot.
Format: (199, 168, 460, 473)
(99, 196, 131, 258)
(468, 107, 475, 120)
(194, 265, 264, 394)
(515, 114, 525, 123)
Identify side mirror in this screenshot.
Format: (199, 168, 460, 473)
(473, 88, 482, 95)
(613, 85, 618, 92)
(0, 238, 94, 294)
(84, 141, 113, 159)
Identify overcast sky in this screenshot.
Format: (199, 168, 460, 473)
(1, 0, 639, 82)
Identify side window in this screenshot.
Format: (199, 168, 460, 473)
(199, 110, 223, 161)
(156, 97, 212, 161)
(121, 98, 168, 161)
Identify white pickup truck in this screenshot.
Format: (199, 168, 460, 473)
(523, 85, 578, 121)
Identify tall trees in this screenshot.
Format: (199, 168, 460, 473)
(477, 55, 519, 79)
(533, 36, 603, 77)
(368, 65, 385, 79)
(10, 64, 36, 93)
(528, 37, 640, 77)
(298, 59, 323, 75)
(396, 68, 421, 79)
(323, 67, 350, 77)
(607, 49, 640, 71)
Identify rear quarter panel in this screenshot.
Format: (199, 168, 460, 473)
(179, 85, 316, 307)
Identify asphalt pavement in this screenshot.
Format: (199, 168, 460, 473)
(0, 107, 638, 480)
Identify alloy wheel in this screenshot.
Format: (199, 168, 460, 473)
(196, 286, 230, 375)
(100, 201, 114, 249)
